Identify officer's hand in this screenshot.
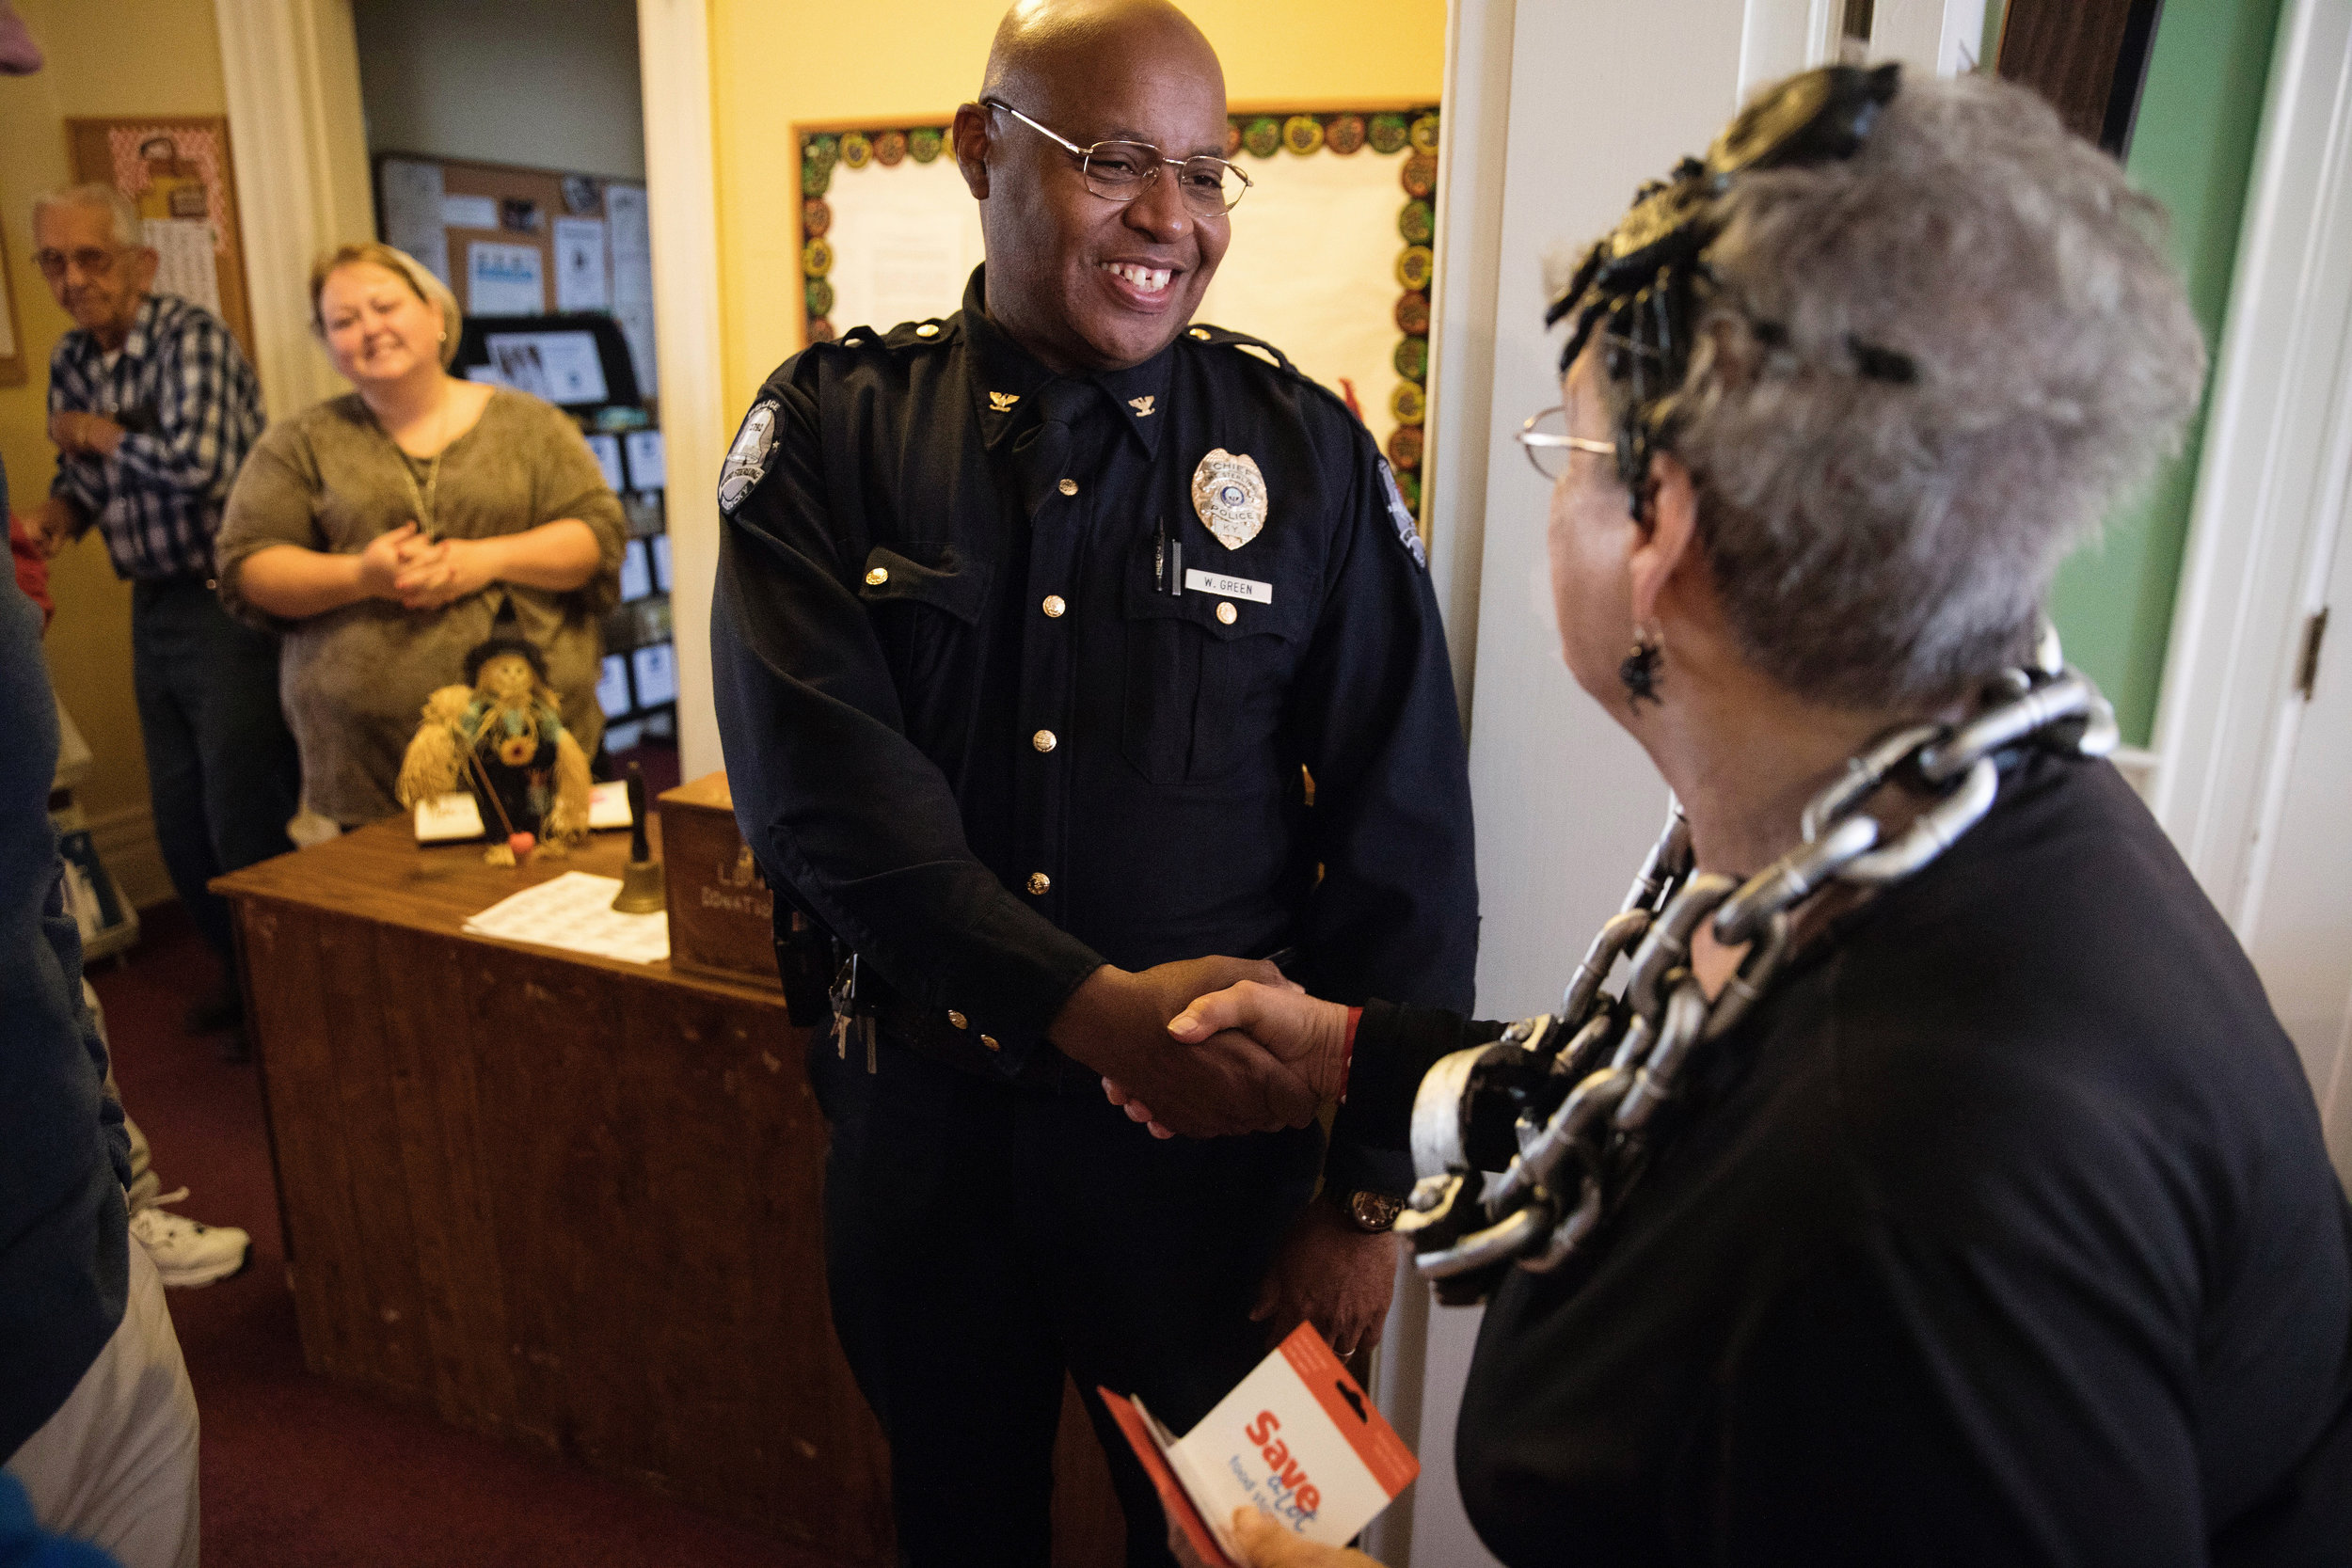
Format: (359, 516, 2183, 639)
(1250, 1200, 1399, 1359)
(1107, 981, 1352, 1137)
(1052, 958, 1317, 1137)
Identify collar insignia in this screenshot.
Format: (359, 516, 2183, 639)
(1128, 396, 1156, 418)
(1190, 449, 1268, 551)
(988, 390, 1020, 414)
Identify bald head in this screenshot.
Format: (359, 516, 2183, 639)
(981, 0, 1224, 118)
(954, 0, 1232, 373)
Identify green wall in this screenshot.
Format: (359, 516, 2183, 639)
(2044, 0, 2286, 744)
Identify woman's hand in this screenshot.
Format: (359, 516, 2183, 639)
(393, 533, 501, 610)
(357, 521, 426, 601)
(1167, 1508, 1385, 1568)
(1106, 981, 1353, 1138)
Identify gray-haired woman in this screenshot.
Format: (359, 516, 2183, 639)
(1113, 66, 2352, 1567)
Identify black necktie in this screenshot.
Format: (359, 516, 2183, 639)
(1010, 379, 1095, 515)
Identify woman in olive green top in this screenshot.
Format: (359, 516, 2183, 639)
(216, 243, 625, 825)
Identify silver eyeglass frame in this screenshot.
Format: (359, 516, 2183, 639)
(982, 98, 1253, 214)
(1518, 406, 1617, 479)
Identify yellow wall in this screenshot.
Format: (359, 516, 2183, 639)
(707, 0, 1448, 415)
(1, 0, 230, 879)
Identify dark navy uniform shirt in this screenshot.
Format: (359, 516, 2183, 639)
(711, 268, 1476, 1190)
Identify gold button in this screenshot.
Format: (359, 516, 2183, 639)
(1025, 872, 1051, 895)
(915, 323, 940, 337)
(1189, 327, 1212, 340)
(1041, 594, 1066, 618)
(865, 566, 888, 586)
(1031, 729, 1057, 752)
(947, 1010, 967, 1030)
(1057, 479, 1078, 497)
(981, 1034, 1000, 1052)
(1216, 600, 1237, 625)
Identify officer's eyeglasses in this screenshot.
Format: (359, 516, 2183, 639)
(1518, 406, 1617, 480)
(984, 100, 1252, 215)
(34, 245, 126, 282)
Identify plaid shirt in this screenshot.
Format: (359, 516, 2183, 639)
(48, 293, 264, 581)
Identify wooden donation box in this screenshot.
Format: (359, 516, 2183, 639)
(214, 782, 1122, 1565)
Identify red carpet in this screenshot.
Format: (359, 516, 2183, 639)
(90, 898, 830, 1568)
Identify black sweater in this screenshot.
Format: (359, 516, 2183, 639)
(1351, 756, 2352, 1566)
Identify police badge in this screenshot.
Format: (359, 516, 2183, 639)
(717, 400, 779, 516)
(1190, 449, 1268, 550)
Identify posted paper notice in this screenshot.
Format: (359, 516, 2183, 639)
(468, 241, 545, 316)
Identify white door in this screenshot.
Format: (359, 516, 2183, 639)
(2239, 504, 2352, 1184)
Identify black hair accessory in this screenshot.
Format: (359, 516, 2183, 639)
(1547, 63, 1906, 499)
(463, 635, 551, 688)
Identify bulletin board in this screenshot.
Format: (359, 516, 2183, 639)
(0, 215, 25, 387)
(66, 117, 257, 366)
(796, 104, 1442, 522)
(371, 153, 657, 400)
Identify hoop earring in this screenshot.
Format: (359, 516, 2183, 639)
(1619, 626, 1663, 708)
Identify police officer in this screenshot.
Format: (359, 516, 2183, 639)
(710, 1, 1475, 1560)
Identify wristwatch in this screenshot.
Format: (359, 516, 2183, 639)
(1327, 1186, 1406, 1233)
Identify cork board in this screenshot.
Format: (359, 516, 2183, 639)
(372, 152, 654, 397)
(66, 116, 257, 370)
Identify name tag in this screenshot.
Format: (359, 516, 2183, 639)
(1184, 568, 1273, 604)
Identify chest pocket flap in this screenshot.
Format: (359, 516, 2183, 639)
(858, 542, 992, 625)
(1120, 533, 1317, 784)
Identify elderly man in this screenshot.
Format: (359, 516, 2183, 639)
(25, 184, 296, 1053)
(709, 0, 1476, 1560)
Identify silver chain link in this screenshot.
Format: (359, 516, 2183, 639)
(1395, 652, 2118, 1293)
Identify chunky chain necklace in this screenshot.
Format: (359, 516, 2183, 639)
(1395, 633, 2120, 1305)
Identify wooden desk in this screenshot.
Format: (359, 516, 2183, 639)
(215, 821, 1121, 1564)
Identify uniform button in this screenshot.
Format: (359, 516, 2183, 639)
(947, 1010, 967, 1030)
(1041, 594, 1066, 618)
(1026, 872, 1051, 895)
(1216, 600, 1237, 625)
(1057, 478, 1078, 497)
(1189, 327, 1212, 341)
(915, 323, 940, 337)
(1032, 728, 1057, 752)
(981, 1034, 1000, 1052)
(865, 566, 889, 585)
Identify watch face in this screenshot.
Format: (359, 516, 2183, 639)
(1349, 1191, 1405, 1232)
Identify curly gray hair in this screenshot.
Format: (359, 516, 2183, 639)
(1589, 70, 2205, 709)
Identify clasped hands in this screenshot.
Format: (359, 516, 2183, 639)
(358, 521, 499, 611)
(1048, 958, 1355, 1141)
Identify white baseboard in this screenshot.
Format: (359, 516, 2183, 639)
(85, 802, 175, 911)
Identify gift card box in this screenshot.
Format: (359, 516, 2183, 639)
(1102, 1322, 1419, 1567)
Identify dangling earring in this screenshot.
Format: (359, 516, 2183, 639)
(1619, 626, 1662, 708)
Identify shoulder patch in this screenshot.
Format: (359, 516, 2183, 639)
(1378, 457, 1428, 570)
(717, 399, 780, 516)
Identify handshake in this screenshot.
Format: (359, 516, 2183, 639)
(1048, 957, 1357, 1139)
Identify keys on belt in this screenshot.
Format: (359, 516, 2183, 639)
(830, 953, 878, 1073)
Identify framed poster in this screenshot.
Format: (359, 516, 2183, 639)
(0, 213, 25, 387)
(794, 104, 1441, 525)
(66, 117, 257, 369)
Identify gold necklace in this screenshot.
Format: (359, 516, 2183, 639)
(380, 378, 453, 540)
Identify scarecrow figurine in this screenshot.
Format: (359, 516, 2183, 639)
(395, 636, 592, 864)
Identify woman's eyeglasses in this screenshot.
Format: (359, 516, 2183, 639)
(984, 99, 1252, 215)
(1517, 406, 1617, 480)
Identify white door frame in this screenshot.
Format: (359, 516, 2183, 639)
(2148, 0, 2352, 931)
(635, 0, 728, 782)
(211, 0, 374, 420)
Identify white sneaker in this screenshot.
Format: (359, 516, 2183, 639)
(129, 1188, 252, 1288)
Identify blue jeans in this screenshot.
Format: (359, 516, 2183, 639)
(129, 578, 299, 974)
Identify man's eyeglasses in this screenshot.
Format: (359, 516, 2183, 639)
(984, 100, 1252, 215)
(33, 246, 125, 281)
(1518, 406, 1617, 480)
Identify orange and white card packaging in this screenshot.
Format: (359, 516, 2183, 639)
(1101, 1322, 1420, 1567)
